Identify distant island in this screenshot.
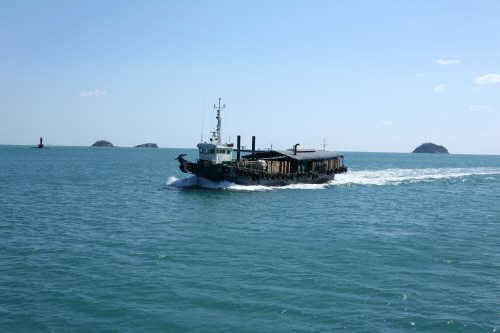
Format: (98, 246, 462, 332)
(92, 140, 114, 147)
(412, 142, 449, 154)
(134, 143, 158, 148)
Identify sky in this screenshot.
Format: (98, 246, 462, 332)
(1, 0, 499, 154)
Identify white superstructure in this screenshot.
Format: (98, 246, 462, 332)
(197, 98, 233, 164)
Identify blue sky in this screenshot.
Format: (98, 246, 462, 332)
(1, 1, 499, 154)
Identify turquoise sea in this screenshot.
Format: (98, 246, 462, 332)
(1, 145, 499, 332)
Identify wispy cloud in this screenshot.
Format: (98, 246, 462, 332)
(416, 73, 426, 78)
(434, 84, 447, 92)
(380, 120, 394, 126)
(473, 74, 500, 85)
(436, 59, 459, 65)
(79, 89, 107, 97)
(470, 105, 491, 110)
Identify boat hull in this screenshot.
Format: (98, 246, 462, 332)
(179, 160, 337, 186)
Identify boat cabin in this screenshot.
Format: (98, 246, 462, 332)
(197, 142, 234, 164)
(242, 148, 344, 174)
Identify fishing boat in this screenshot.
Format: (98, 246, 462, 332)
(176, 99, 347, 186)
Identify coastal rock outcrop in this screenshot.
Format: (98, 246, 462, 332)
(412, 142, 449, 154)
(134, 143, 158, 148)
(92, 140, 114, 147)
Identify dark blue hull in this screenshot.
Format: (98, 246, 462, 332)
(179, 159, 339, 186)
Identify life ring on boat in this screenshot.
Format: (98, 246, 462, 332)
(223, 166, 230, 173)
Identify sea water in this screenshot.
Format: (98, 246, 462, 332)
(1, 146, 499, 332)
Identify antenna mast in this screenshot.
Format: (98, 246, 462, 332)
(322, 139, 328, 151)
(211, 98, 225, 145)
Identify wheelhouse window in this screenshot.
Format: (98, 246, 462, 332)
(209, 149, 215, 154)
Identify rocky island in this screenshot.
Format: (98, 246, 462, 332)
(92, 140, 114, 147)
(412, 142, 449, 154)
(134, 143, 158, 148)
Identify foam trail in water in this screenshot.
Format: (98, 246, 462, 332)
(168, 176, 334, 191)
(333, 167, 500, 186)
(167, 176, 271, 190)
(167, 176, 231, 189)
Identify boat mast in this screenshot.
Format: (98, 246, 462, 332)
(211, 98, 225, 145)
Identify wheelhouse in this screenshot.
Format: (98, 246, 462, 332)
(197, 143, 233, 164)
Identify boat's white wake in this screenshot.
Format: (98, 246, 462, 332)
(166, 176, 236, 189)
(166, 176, 329, 191)
(167, 167, 500, 190)
(334, 167, 500, 186)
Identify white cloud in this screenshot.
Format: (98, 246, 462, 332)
(79, 89, 107, 97)
(416, 73, 426, 78)
(434, 84, 447, 92)
(436, 59, 459, 65)
(380, 120, 394, 126)
(473, 74, 500, 85)
(470, 105, 491, 110)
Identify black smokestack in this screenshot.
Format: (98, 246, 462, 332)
(252, 136, 256, 160)
(237, 135, 241, 161)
